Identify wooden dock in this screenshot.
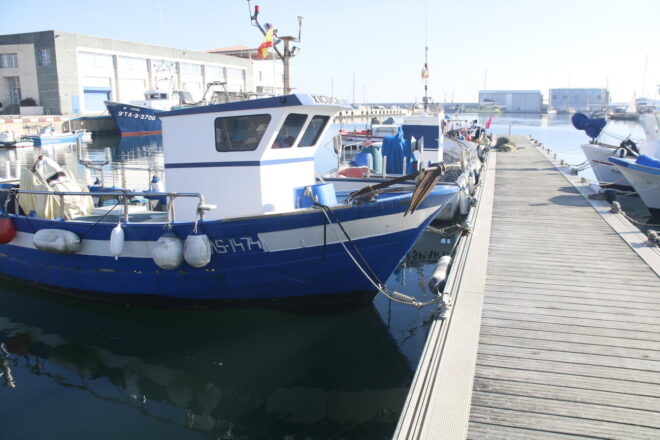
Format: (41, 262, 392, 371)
(395, 136, 660, 439)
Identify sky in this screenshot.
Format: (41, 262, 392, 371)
(1, 0, 658, 104)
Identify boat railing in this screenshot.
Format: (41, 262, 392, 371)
(1, 187, 214, 224)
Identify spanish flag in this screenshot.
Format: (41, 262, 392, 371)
(257, 25, 274, 60)
(421, 63, 429, 79)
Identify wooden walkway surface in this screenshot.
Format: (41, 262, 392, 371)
(395, 136, 660, 439)
(467, 138, 660, 439)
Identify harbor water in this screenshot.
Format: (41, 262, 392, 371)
(0, 114, 654, 439)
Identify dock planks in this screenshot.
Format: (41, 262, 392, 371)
(395, 136, 660, 439)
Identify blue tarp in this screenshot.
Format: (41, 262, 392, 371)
(381, 127, 414, 174)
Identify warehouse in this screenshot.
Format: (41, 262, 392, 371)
(0, 30, 282, 115)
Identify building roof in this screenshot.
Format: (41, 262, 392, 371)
(479, 90, 542, 94)
(208, 45, 278, 61)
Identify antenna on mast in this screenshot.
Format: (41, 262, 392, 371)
(246, 0, 302, 95)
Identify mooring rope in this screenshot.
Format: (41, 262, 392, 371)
(314, 203, 443, 308)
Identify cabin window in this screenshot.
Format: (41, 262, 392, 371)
(298, 115, 330, 147)
(271, 113, 308, 149)
(215, 114, 271, 152)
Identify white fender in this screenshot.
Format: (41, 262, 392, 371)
(109, 223, 124, 260)
(33, 229, 82, 254)
(152, 232, 183, 270)
(183, 233, 212, 268)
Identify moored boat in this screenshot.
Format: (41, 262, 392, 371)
(25, 126, 84, 146)
(572, 112, 635, 189)
(105, 100, 163, 137)
(0, 93, 454, 306)
(608, 114, 660, 215)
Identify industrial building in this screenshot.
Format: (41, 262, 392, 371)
(0, 30, 283, 115)
(549, 88, 609, 112)
(478, 90, 543, 113)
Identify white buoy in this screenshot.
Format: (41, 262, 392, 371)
(183, 233, 212, 268)
(109, 223, 124, 260)
(152, 232, 184, 270)
(467, 170, 476, 195)
(428, 256, 453, 294)
(459, 191, 470, 215)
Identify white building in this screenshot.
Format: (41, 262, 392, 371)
(0, 31, 283, 115)
(478, 90, 543, 113)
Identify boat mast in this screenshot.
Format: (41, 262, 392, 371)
(423, 46, 429, 112)
(248, 1, 302, 95)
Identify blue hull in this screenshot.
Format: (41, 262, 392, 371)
(0, 188, 452, 305)
(105, 101, 163, 136)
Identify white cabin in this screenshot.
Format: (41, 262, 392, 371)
(160, 94, 350, 221)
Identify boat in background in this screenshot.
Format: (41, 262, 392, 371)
(0, 131, 33, 148)
(572, 112, 637, 189)
(26, 125, 85, 146)
(0, 93, 454, 305)
(104, 90, 173, 136)
(106, 83, 269, 136)
(608, 94, 640, 121)
(608, 114, 660, 216)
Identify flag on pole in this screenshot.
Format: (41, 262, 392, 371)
(421, 63, 429, 79)
(484, 114, 493, 129)
(257, 24, 274, 60)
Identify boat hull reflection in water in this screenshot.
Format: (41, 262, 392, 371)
(0, 286, 412, 439)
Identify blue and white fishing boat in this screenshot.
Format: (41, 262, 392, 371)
(105, 99, 165, 137)
(26, 126, 85, 146)
(0, 94, 454, 306)
(608, 114, 660, 216)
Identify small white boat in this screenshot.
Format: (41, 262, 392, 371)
(581, 142, 634, 190)
(0, 131, 33, 148)
(26, 126, 84, 146)
(608, 115, 660, 215)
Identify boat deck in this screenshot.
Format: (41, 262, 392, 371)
(395, 136, 660, 439)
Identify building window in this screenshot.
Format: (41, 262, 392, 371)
(0, 53, 18, 68)
(181, 63, 202, 74)
(215, 114, 271, 152)
(6, 77, 21, 105)
(258, 71, 263, 82)
(38, 49, 51, 66)
(118, 56, 147, 73)
(78, 52, 114, 69)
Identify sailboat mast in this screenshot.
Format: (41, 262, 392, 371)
(424, 46, 429, 111)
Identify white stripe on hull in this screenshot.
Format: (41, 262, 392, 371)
(6, 205, 438, 257)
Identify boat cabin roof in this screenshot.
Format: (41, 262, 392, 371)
(159, 94, 351, 118)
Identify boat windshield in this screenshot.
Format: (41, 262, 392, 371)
(214, 114, 271, 152)
(299, 115, 330, 147)
(271, 114, 307, 149)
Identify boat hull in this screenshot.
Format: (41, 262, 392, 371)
(27, 133, 83, 146)
(0, 189, 451, 305)
(105, 101, 163, 136)
(608, 156, 660, 214)
(581, 143, 633, 190)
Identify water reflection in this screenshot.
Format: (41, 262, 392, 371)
(0, 285, 413, 439)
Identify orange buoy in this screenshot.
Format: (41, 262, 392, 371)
(0, 214, 16, 244)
